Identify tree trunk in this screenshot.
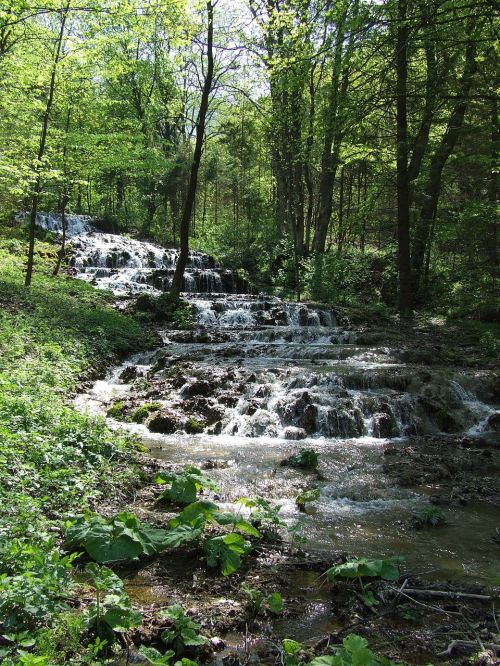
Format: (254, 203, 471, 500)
(411, 37, 477, 292)
(53, 187, 70, 277)
(25, 4, 69, 286)
(170, 1, 214, 298)
(314, 0, 359, 256)
(395, 0, 413, 319)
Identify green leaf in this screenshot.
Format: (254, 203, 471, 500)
(267, 591, 284, 614)
(157, 468, 219, 505)
(203, 533, 251, 576)
(138, 646, 176, 665)
(282, 639, 303, 655)
(65, 513, 173, 563)
(325, 557, 404, 582)
(85, 563, 124, 593)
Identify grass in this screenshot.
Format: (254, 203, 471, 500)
(0, 229, 149, 664)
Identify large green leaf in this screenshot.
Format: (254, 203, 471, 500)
(203, 533, 251, 576)
(65, 513, 173, 563)
(157, 468, 219, 505)
(325, 557, 404, 582)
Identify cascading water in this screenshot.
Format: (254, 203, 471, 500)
(54, 214, 499, 583)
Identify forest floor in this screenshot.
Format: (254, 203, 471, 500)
(0, 228, 499, 666)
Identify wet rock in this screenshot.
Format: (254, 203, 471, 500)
(207, 421, 223, 435)
(218, 392, 239, 407)
(210, 637, 225, 650)
(185, 417, 207, 433)
(373, 412, 399, 438)
(120, 365, 140, 382)
(134, 292, 156, 312)
(283, 426, 307, 440)
(147, 409, 183, 434)
(183, 397, 225, 424)
(486, 412, 500, 431)
(181, 379, 215, 397)
(299, 404, 318, 434)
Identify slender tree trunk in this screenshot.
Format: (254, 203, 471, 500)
(53, 188, 70, 277)
(25, 4, 69, 286)
(395, 0, 413, 318)
(487, 98, 499, 292)
(411, 37, 477, 291)
(53, 106, 72, 277)
(314, 0, 359, 256)
(171, 1, 214, 298)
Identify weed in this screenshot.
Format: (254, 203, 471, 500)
(410, 508, 446, 529)
(130, 402, 162, 423)
(160, 605, 207, 655)
(295, 488, 320, 511)
(282, 448, 319, 470)
(155, 467, 219, 505)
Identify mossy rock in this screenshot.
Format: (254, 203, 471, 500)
(185, 417, 206, 434)
(130, 402, 162, 423)
(107, 401, 126, 420)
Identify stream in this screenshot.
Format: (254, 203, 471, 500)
(40, 215, 499, 604)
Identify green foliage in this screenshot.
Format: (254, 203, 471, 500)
(169, 500, 261, 539)
(241, 586, 284, 617)
(107, 401, 126, 419)
(325, 557, 404, 583)
(308, 633, 402, 666)
(131, 402, 162, 423)
(138, 646, 176, 665)
(267, 591, 284, 615)
(480, 330, 500, 359)
(410, 508, 446, 529)
(185, 417, 206, 434)
(0, 539, 78, 633)
(306, 249, 398, 308)
(82, 562, 141, 642)
(237, 496, 287, 541)
(282, 638, 304, 666)
(160, 605, 207, 655)
(0, 230, 147, 657)
(156, 467, 219, 505)
(203, 533, 251, 576)
(65, 512, 171, 563)
(284, 448, 319, 470)
(154, 294, 194, 329)
(295, 488, 320, 510)
(84, 592, 142, 641)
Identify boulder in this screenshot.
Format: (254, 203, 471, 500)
(147, 409, 182, 434)
(283, 426, 307, 440)
(299, 404, 318, 434)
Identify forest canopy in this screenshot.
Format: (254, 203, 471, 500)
(0, 0, 498, 315)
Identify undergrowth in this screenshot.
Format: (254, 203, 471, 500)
(0, 232, 147, 663)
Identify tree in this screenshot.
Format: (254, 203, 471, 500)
(25, 1, 70, 287)
(170, 1, 215, 298)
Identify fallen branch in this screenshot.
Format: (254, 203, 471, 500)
(403, 588, 492, 601)
(437, 640, 500, 658)
(388, 587, 461, 615)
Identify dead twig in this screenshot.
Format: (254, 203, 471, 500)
(403, 588, 493, 601)
(388, 587, 461, 616)
(437, 639, 500, 658)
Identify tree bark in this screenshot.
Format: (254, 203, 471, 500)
(170, 1, 214, 298)
(395, 0, 413, 318)
(314, 0, 358, 256)
(411, 36, 477, 292)
(25, 4, 69, 287)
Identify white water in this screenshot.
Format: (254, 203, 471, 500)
(54, 214, 499, 583)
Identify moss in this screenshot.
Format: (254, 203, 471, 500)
(130, 402, 162, 423)
(185, 417, 206, 434)
(107, 401, 126, 419)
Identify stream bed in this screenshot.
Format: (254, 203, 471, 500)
(41, 213, 500, 662)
